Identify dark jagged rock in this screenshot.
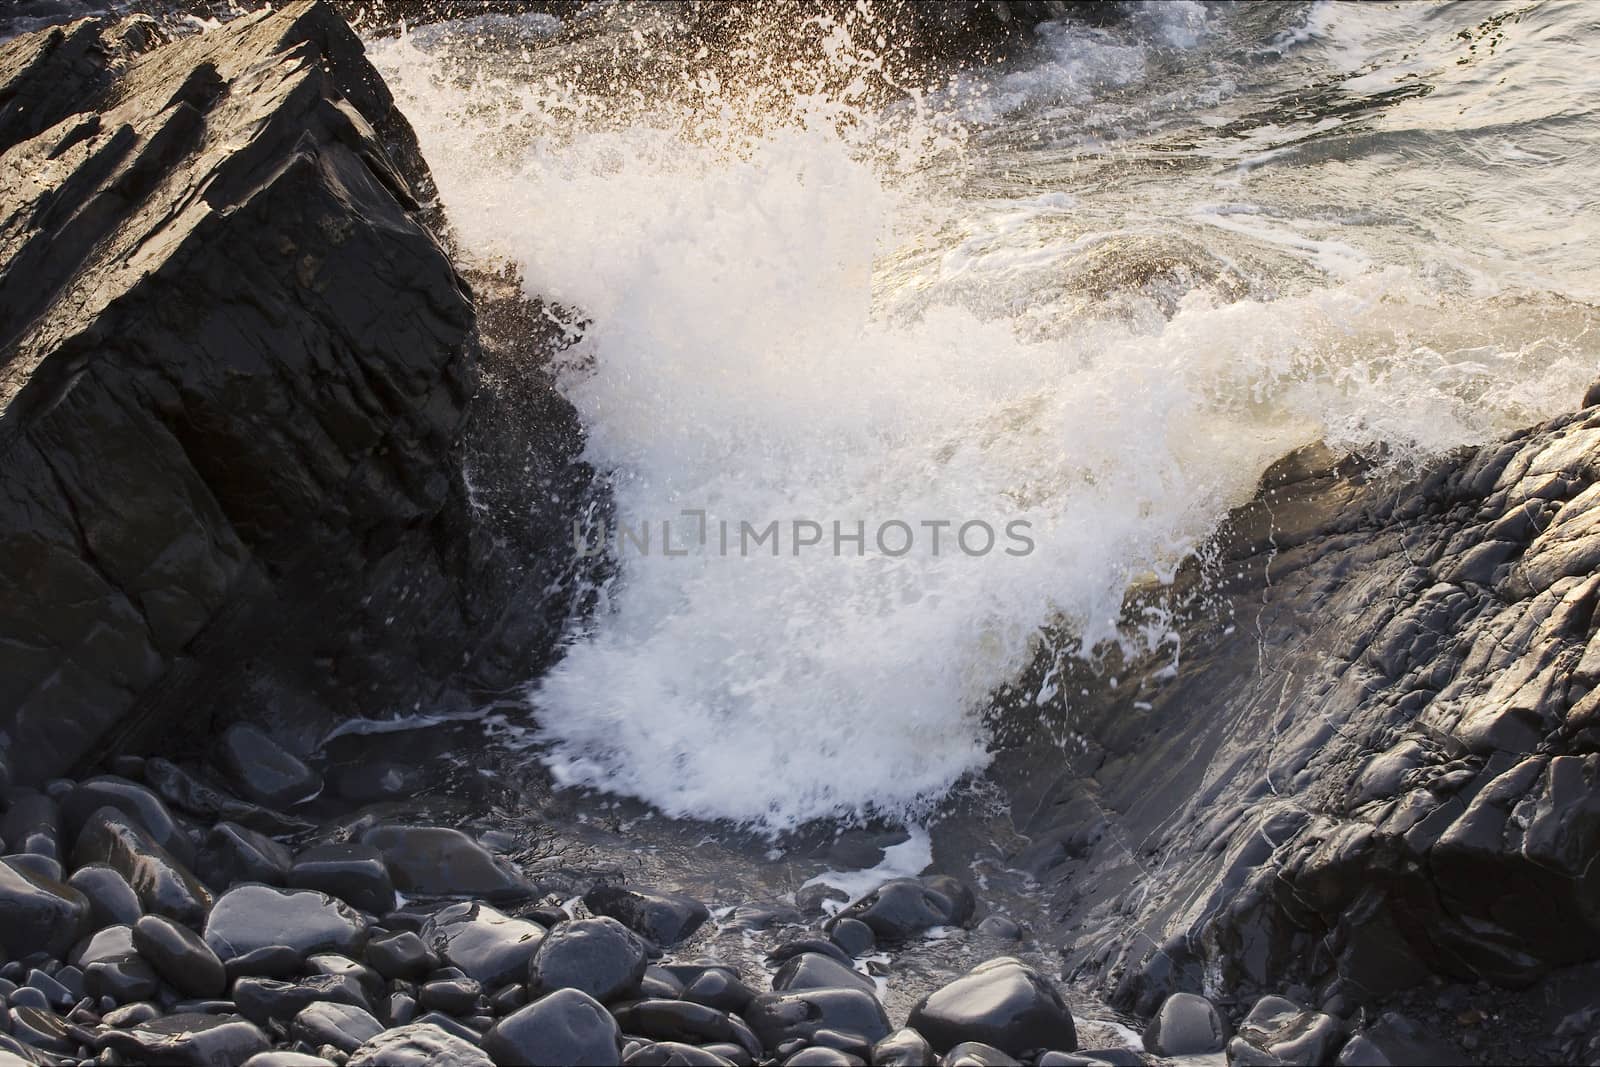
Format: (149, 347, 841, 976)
(907, 958, 1076, 1057)
(0, 0, 579, 787)
(987, 403, 1600, 1012)
(420, 901, 544, 989)
(0, 856, 90, 958)
(204, 884, 368, 962)
(484, 987, 621, 1067)
(742, 987, 891, 1051)
(101, 1012, 271, 1066)
(585, 885, 709, 947)
(357, 825, 533, 900)
(287, 843, 396, 914)
(833, 876, 974, 941)
(346, 1021, 493, 1067)
(526, 916, 648, 1003)
(215, 725, 323, 809)
(132, 913, 226, 998)
(1334, 1012, 1461, 1066)
(145, 760, 311, 837)
(71, 806, 211, 925)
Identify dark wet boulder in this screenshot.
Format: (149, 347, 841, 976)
(215, 725, 323, 809)
(68, 864, 143, 928)
(420, 974, 482, 1014)
(358, 825, 534, 900)
(365, 930, 438, 981)
(612, 1000, 758, 1054)
(834, 876, 974, 941)
(204, 884, 368, 962)
(61, 775, 196, 865)
(771, 952, 874, 995)
(945, 1043, 1021, 1066)
(100, 1013, 269, 1067)
(8, 1005, 75, 1054)
(71, 807, 211, 925)
(1228, 995, 1344, 1065)
(242, 1053, 339, 1067)
(145, 760, 312, 838)
(484, 987, 621, 1066)
(288, 843, 396, 914)
(0, 791, 61, 861)
(527, 916, 648, 1002)
(827, 918, 874, 957)
(421, 901, 545, 989)
(292, 1001, 385, 1053)
(0, 856, 90, 958)
(907, 957, 1076, 1057)
(679, 966, 757, 1013)
(232, 974, 370, 1027)
(585, 885, 709, 947)
(622, 1042, 736, 1066)
(871, 1028, 935, 1066)
(224, 944, 307, 982)
(743, 987, 891, 1051)
(1143, 992, 1227, 1056)
(347, 1021, 493, 1067)
(783, 1050, 863, 1066)
(767, 939, 854, 969)
(1335, 1012, 1462, 1065)
(132, 914, 226, 998)
(198, 822, 294, 888)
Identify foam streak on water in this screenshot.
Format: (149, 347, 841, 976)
(372, 1, 1600, 830)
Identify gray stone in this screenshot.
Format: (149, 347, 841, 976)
(743, 987, 891, 1051)
(834, 876, 974, 941)
(0, 792, 60, 861)
(133, 914, 226, 998)
(347, 1022, 493, 1067)
(198, 823, 294, 888)
(1335, 1013, 1462, 1066)
(1229, 995, 1345, 1065)
(365, 930, 437, 980)
(0, 857, 89, 959)
(527, 916, 648, 1003)
(771, 952, 875, 995)
(358, 825, 534, 900)
(944, 1043, 1021, 1067)
(421, 901, 544, 989)
(62, 776, 196, 866)
(871, 1028, 935, 1066)
(288, 844, 396, 915)
(907, 957, 1076, 1057)
(292, 1001, 385, 1053)
(216, 725, 323, 808)
(72, 807, 211, 926)
(68, 865, 143, 929)
(232, 974, 370, 1027)
(484, 988, 621, 1066)
(204, 885, 368, 962)
(584, 885, 709, 947)
(101, 1013, 270, 1067)
(1143, 992, 1227, 1056)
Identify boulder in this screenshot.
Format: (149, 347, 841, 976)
(347, 1022, 493, 1067)
(71, 806, 211, 925)
(0, 856, 90, 958)
(421, 901, 545, 988)
(527, 916, 648, 1003)
(484, 988, 621, 1067)
(1142, 992, 1227, 1056)
(358, 824, 533, 899)
(288, 843, 396, 914)
(204, 884, 368, 962)
(907, 958, 1076, 1057)
(101, 1014, 271, 1067)
(834, 876, 974, 941)
(584, 884, 709, 947)
(743, 987, 891, 1051)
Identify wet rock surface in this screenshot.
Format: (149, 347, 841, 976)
(0, 4, 1598, 1067)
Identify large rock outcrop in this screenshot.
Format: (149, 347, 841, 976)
(992, 384, 1600, 1013)
(0, 2, 580, 783)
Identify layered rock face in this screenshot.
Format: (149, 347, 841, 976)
(1002, 388, 1600, 1011)
(0, 1, 580, 782)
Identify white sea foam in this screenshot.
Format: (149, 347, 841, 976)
(370, 3, 1600, 830)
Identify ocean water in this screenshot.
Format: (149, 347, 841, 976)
(370, 0, 1600, 831)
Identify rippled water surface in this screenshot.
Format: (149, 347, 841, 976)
(369, 0, 1600, 831)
